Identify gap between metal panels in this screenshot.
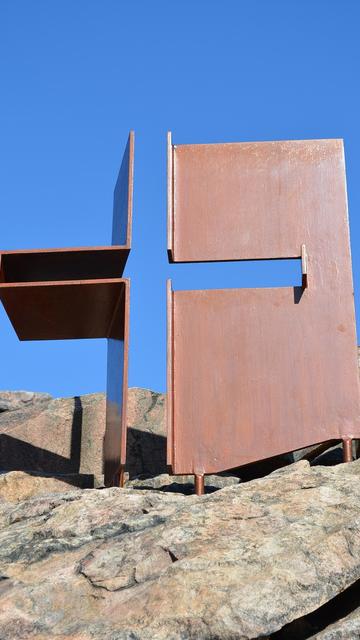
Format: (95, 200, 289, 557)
(170, 258, 302, 291)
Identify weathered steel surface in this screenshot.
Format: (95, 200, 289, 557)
(0, 131, 134, 487)
(0, 279, 126, 340)
(167, 137, 360, 480)
(168, 284, 360, 474)
(168, 137, 351, 263)
(104, 280, 130, 486)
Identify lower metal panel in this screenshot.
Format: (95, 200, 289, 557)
(167, 284, 360, 475)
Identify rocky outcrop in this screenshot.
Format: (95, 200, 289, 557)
(127, 471, 241, 493)
(0, 391, 104, 478)
(1, 460, 360, 638)
(0, 470, 88, 503)
(0, 391, 52, 413)
(0, 388, 166, 482)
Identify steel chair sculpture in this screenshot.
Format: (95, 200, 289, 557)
(0, 131, 134, 488)
(167, 134, 360, 494)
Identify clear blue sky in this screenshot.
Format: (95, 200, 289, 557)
(0, 1, 359, 396)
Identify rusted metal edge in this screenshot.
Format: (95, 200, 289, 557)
(120, 279, 130, 467)
(0, 246, 130, 255)
(167, 132, 174, 261)
(301, 244, 308, 289)
(0, 277, 125, 288)
(166, 279, 174, 469)
(125, 131, 135, 250)
(172, 137, 345, 149)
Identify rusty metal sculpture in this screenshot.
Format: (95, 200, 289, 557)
(0, 131, 134, 488)
(167, 134, 360, 494)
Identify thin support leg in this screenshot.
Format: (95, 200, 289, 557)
(195, 474, 205, 496)
(343, 438, 353, 463)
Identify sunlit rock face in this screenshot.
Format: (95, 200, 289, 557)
(0, 388, 166, 482)
(1, 461, 360, 638)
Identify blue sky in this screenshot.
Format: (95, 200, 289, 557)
(0, 0, 359, 396)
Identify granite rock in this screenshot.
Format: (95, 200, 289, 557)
(127, 472, 241, 493)
(0, 391, 52, 413)
(0, 388, 166, 482)
(1, 460, 360, 638)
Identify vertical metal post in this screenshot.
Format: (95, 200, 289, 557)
(195, 474, 205, 496)
(343, 438, 353, 462)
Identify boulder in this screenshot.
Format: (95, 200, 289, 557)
(0, 391, 52, 413)
(0, 470, 90, 503)
(0, 388, 167, 482)
(1, 460, 360, 638)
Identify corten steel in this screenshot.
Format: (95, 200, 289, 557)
(0, 131, 134, 488)
(167, 137, 360, 492)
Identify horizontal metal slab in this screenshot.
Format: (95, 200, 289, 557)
(0, 247, 129, 283)
(0, 279, 127, 340)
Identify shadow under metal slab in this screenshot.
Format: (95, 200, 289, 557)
(0, 279, 127, 341)
(0, 246, 130, 283)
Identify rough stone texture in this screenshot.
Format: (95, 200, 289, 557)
(0, 392, 105, 477)
(0, 471, 90, 503)
(0, 391, 52, 413)
(1, 460, 360, 638)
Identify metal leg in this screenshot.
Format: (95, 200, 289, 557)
(195, 474, 205, 496)
(343, 438, 353, 463)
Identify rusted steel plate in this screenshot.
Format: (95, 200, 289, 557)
(168, 136, 350, 263)
(167, 137, 360, 479)
(167, 283, 360, 475)
(104, 279, 130, 486)
(0, 279, 126, 340)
